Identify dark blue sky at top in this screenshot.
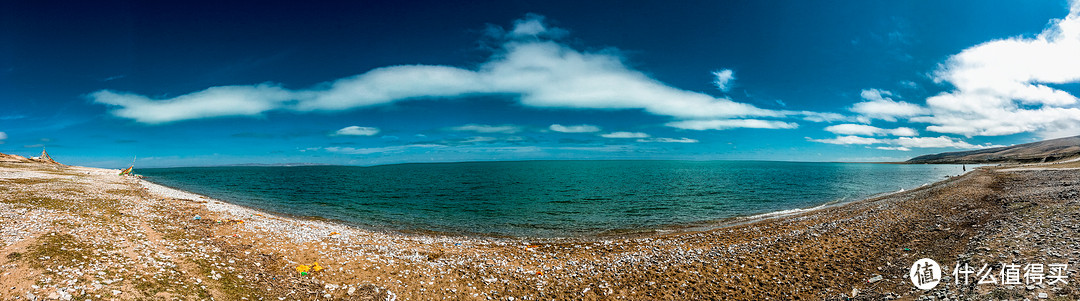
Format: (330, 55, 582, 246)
(0, 0, 1074, 167)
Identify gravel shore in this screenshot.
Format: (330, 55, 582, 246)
(2, 157, 1079, 300)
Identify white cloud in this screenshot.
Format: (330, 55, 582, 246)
(637, 137, 699, 143)
(334, 126, 380, 136)
(448, 124, 522, 134)
(0, 132, 6, 141)
(89, 84, 293, 124)
(90, 14, 785, 126)
(890, 127, 919, 137)
(893, 136, 985, 149)
(876, 146, 912, 151)
(915, 2, 1080, 137)
(796, 111, 851, 123)
(318, 143, 636, 157)
(553, 145, 636, 152)
(848, 89, 927, 122)
(462, 136, 498, 143)
(809, 135, 883, 145)
(666, 119, 799, 131)
(601, 131, 650, 138)
(809, 135, 997, 149)
(549, 124, 600, 133)
(508, 13, 567, 39)
(712, 69, 735, 92)
(323, 144, 446, 155)
(824, 124, 918, 136)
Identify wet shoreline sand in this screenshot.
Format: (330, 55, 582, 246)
(2, 158, 1079, 300)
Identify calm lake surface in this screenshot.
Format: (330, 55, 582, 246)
(140, 160, 967, 237)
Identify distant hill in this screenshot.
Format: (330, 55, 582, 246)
(907, 135, 1080, 164)
(0, 152, 29, 163)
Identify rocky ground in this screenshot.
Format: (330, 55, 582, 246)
(1, 156, 1079, 300)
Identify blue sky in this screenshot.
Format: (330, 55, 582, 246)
(2, 0, 1079, 168)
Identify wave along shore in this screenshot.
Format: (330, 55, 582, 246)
(2, 158, 1080, 300)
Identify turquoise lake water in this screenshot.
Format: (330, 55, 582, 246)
(139, 160, 967, 237)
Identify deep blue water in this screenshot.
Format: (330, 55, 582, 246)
(139, 160, 967, 237)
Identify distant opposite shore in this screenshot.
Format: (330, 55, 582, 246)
(905, 134, 1080, 164)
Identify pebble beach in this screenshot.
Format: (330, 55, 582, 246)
(2, 155, 1080, 300)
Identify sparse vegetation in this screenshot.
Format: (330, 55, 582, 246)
(25, 233, 99, 269)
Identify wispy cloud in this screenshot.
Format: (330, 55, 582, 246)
(849, 89, 926, 122)
(809, 135, 997, 149)
(334, 126, 380, 136)
(824, 124, 917, 136)
(893, 136, 994, 149)
(315, 142, 636, 156)
(102, 75, 126, 82)
(712, 69, 735, 92)
(549, 124, 600, 133)
(461, 136, 499, 143)
(637, 137, 699, 143)
(90, 84, 293, 124)
(809, 135, 883, 145)
(321, 144, 446, 155)
(797, 111, 851, 123)
(600, 131, 649, 138)
(90, 14, 791, 130)
(448, 124, 522, 134)
(666, 119, 799, 130)
(0, 131, 6, 143)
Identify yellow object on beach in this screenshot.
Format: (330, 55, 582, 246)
(295, 262, 324, 275)
(119, 165, 133, 176)
(295, 264, 311, 273)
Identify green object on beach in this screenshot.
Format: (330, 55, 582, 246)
(903, 248, 912, 251)
(300, 272, 308, 276)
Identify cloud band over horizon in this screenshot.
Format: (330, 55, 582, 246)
(90, 14, 789, 132)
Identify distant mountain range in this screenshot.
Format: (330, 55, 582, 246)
(907, 135, 1080, 164)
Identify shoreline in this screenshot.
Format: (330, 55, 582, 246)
(3, 159, 1079, 300)
(684, 167, 976, 234)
